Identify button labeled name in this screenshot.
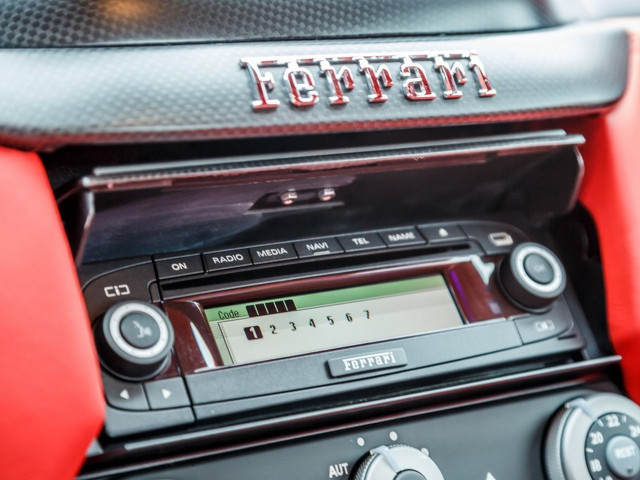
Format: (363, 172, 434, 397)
(380, 228, 426, 247)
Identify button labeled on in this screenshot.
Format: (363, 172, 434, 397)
(250, 243, 298, 264)
(294, 238, 343, 258)
(337, 233, 386, 252)
(144, 377, 191, 410)
(154, 254, 204, 280)
(204, 248, 252, 272)
(379, 227, 426, 247)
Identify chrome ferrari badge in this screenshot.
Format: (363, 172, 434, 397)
(241, 51, 496, 110)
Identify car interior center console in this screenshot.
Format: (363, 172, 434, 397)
(59, 128, 637, 480)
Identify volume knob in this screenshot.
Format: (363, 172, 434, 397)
(95, 301, 174, 381)
(498, 242, 566, 311)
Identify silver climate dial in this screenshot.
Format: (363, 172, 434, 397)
(545, 393, 640, 480)
(352, 445, 444, 480)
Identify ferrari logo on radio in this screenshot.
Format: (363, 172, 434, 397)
(240, 51, 496, 110)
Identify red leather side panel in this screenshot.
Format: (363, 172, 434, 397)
(0, 149, 104, 479)
(579, 25, 640, 401)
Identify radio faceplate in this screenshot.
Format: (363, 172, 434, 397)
(81, 220, 586, 440)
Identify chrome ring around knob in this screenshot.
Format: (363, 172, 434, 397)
(95, 301, 174, 381)
(499, 242, 566, 311)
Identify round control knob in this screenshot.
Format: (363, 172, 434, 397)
(498, 242, 566, 311)
(353, 445, 444, 480)
(545, 393, 640, 480)
(94, 301, 174, 380)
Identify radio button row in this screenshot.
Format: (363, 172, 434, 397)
(338, 232, 386, 252)
(250, 243, 298, 264)
(418, 224, 466, 244)
(154, 254, 204, 280)
(294, 238, 344, 258)
(144, 377, 191, 410)
(379, 227, 426, 247)
(204, 248, 252, 272)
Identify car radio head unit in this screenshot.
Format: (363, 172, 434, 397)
(83, 219, 585, 439)
(71, 131, 589, 441)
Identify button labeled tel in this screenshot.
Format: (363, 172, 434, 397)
(337, 233, 386, 252)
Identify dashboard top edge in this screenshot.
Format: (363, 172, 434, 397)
(0, 23, 626, 152)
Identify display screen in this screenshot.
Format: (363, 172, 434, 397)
(205, 275, 464, 365)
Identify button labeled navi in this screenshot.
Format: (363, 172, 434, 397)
(294, 238, 344, 258)
(204, 248, 252, 272)
(250, 243, 298, 264)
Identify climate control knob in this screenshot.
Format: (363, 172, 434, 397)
(545, 393, 640, 480)
(498, 242, 566, 311)
(353, 445, 444, 480)
(94, 301, 174, 380)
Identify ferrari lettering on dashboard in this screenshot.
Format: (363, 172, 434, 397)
(241, 51, 496, 110)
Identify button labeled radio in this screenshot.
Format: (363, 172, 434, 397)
(204, 248, 252, 272)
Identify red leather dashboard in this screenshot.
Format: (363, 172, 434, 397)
(580, 25, 640, 402)
(0, 148, 104, 479)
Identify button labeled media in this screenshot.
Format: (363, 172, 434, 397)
(250, 243, 298, 264)
(204, 248, 252, 272)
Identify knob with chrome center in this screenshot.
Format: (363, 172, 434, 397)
(94, 301, 174, 381)
(545, 393, 640, 480)
(498, 242, 566, 311)
(353, 445, 444, 480)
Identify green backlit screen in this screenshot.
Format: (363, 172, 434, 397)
(205, 275, 463, 365)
